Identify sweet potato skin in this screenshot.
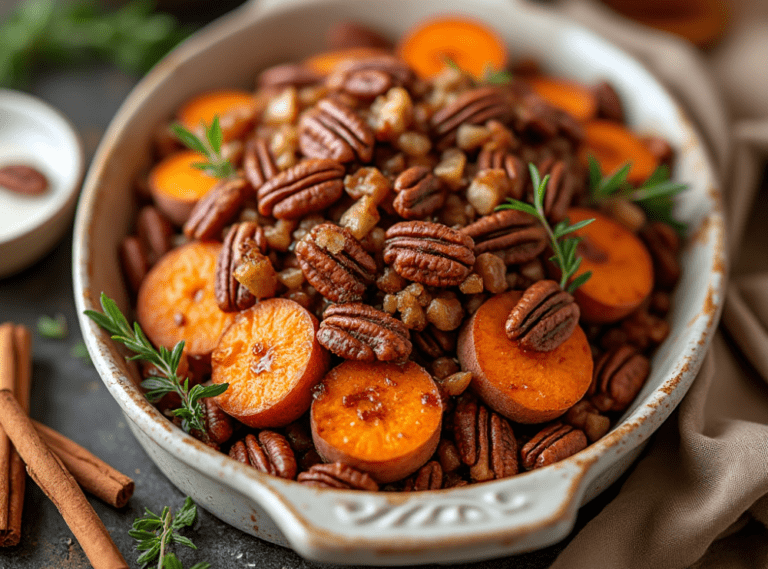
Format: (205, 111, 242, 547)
(310, 360, 442, 483)
(458, 291, 593, 424)
(211, 298, 330, 428)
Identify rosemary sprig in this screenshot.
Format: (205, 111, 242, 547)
(587, 155, 687, 233)
(37, 313, 68, 339)
(497, 163, 595, 293)
(442, 56, 512, 86)
(129, 497, 210, 569)
(84, 293, 228, 435)
(171, 116, 235, 179)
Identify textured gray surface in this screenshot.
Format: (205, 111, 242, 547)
(0, 8, 628, 569)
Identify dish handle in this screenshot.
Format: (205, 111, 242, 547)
(252, 459, 591, 564)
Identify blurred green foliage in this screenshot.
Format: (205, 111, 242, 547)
(0, 0, 193, 88)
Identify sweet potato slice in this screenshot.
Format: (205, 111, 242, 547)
(310, 360, 442, 483)
(148, 150, 219, 226)
(136, 241, 235, 360)
(526, 77, 598, 122)
(458, 291, 593, 424)
(177, 90, 256, 142)
(212, 299, 330, 428)
(567, 207, 654, 323)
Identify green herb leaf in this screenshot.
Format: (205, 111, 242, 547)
(163, 553, 183, 569)
(37, 314, 68, 339)
(481, 63, 513, 85)
(497, 163, 594, 292)
(172, 119, 234, 180)
(170, 124, 208, 155)
(85, 293, 227, 437)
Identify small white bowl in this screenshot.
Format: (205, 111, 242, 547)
(0, 89, 84, 278)
(74, 0, 725, 564)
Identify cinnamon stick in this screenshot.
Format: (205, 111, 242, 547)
(33, 420, 135, 508)
(0, 324, 14, 541)
(0, 390, 129, 568)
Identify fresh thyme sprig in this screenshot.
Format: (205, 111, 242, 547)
(37, 313, 68, 339)
(84, 293, 228, 435)
(497, 163, 595, 293)
(171, 116, 235, 179)
(129, 497, 210, 569)
(587, 155, 688, 233)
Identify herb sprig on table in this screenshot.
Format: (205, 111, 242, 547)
(587, 155, 688, 233)
(130, 497, 211, 569)
(0, 0, 192, 88)
(171, 117, 236, 179)
(84, 293, 228, 435)
(37, 313, 68, 339)
(497, 163, 595, 293)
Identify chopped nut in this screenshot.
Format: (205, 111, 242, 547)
(382, 293, 398, 313)
(404, 282, 431, 307)
(369, 87, 413, 140)
(426, 296, 464, 331)
(467, 169, 511, 215)
(431, 356, 460, 379)
(484, 119, 516, 152)
(433, 148, 467, 191)
(264, 219, 298, 252)
(456, 123, 491, 151)
(397, 131, 432, 157)
(584, 413, 611, 442)
(292, 214, 326, 243)
(377, 266, 407, 294)
(459, 273, 484, 294)
(340, 195, 381, 240)
(475, 253, 508, 294)
(344, 167, 391, 203)
(263, 87, 299, 126)
(360, 226, 386, 252)
(396, 290, 427, 330)
(436, 371, 472, 397)
(437, 439, 463, 473)
(519, 259, 545, 282)
(269, 124, 299, 170)
(285, 290, 312, 308)
(277, 267, 304, 290)
(298, 85, 328, 108)
(233, 249, 278, 300)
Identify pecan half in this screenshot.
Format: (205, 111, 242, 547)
(243, 137, 278, 191)
(505, 280, 580, 351)
(257, 159, 345, 219)
(430, 87, 513, 150)
(136, 206, 174, 266)
(0, 164, 48, 195)
(402, 461, 443, 491)
(536, 158, 575, 223)
(257, 63, 322, 89)
(299, 98, 375, 163)
(317, 303, 412, 362)
(453, 394, 518, 482)
(183, 177, 250, 240)
(215, 222, 268, 312)
(412, 326, 456, 359)
(589, 344, 650, 412)
(476, 148, 527, 200)
(520, 422, 587, 470)
(229, 431, 297, 479)
(119, 236, 149, 295)
(461, 209, 547, 265)
(392, 166, 446, 220)
(295, 223, 376, 303)
(328, 55, 416, 100)
(640, 222, 680, 290)
(202, 398, 234, 445)
(593, 81, 624, 123)
(383, 221, 476, 287)
(297, 462, 379, 491)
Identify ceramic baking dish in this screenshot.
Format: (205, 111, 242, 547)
(73, 0, 725, 564)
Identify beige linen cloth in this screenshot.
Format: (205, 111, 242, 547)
(541, 1, 768, 567)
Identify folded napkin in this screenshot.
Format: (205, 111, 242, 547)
(547, 1, 768, 567)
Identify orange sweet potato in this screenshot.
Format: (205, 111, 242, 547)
(581, 120, 659, 185)
(397, 17, 508, 79)
(526, 77, 598, 122)
(457, 291, 593, 424)
(212, 299, 330, 428)
(177, 90, 257, 142)
(303, 47, 390, 76)
(310, 360, 442, 483)
(136, 241, 235, 362)
(567, 207, 654, 323)
(148, 150, 219, 226)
